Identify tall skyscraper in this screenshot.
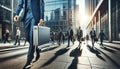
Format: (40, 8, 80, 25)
(45, 0, 76, 33)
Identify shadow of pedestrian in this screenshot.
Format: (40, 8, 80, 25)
(96, 47, 120, 68)
(41, 46, 70, 67)
(87, 45, 100, 54)
(70, 47, 82, 57)
(0, 52, 27, 62)
(87, 45, 105, 61)
(68, 47, 82, 69)
(0, 47, 28, 54)
(101, 46, 116, 54)
(103, 44, 120, 51)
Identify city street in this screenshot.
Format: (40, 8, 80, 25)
(0, 0, 120, 69)
(0, 41, 120, 69)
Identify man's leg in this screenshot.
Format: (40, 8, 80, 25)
(3, 38, 6, 43)
(92, 38, 94, 48)
(35, 47, 41, 61)
(14, 36, 18, 45)
(24, 18, 35, 68)
(79, 38, 82, 47)
(6, 37, 10, 43)
(101, 39, 103, 46)
(71, 37, 74, 44)
(18, 38, 20, 45)
(68, 37, 70, 47)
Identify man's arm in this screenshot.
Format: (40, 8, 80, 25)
(39, 0, 44, 21)
(14, 0, 24, 22)
(16, 0, 24, 16)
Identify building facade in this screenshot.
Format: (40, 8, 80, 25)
(75, 5, 80, 28)
(45, 0, 76, 33)
(85, 0, 120, 42)
(0, 0, 24, 40)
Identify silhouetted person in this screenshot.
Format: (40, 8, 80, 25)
(77, 26, 83, 46)
(51, 31, 55, 44)
(67, 26, 74, 47)
(14, 0, 44, 68)
(85, 34, 89, 45)
(4, 29, 10, 43)
(90, 28, 96, 48)
(14, 27, 21, 46)
(98, 30, 105, 46)
(57, 27, 62, 46)
(62, 32, 65, 44)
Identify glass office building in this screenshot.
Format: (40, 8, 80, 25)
(44, 0, 76, 33)
(0, 0, 21, 39)
(85, 0, 120, 42)
(111, 0, 120, 41)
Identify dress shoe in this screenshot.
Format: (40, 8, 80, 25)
(35, 49, 41, 61)
(23, 62, 31, 69)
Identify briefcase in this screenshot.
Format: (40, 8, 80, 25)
(94, 37, 98, 42)
(33, 26, 50, 46)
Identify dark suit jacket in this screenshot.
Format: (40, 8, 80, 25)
(16, 0, 44, 23)
(90, 30, 96, 38)
(67, 29, 73, 38)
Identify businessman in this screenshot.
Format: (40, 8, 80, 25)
(90, 28, 96, 48)
(14, 0, 44, 68)
(77, 26, 83, 46)
(67, 26, 74, 47)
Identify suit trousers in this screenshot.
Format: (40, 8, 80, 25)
(24, 11, 39, 64)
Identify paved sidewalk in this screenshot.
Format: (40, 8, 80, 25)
(0, 40, 29, 49)
(0, 41, 120, 69)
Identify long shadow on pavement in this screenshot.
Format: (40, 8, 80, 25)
(103, 44, 120, 51)
(41, 46, 70, 67)
(0, 47, 28, 54)
(87, 45, 106, 61)
(0, 45, 59, 63)
(0, 52, 27, 62)
(96, 48, 120, 68)
(100, 46, 116, 54)
(68, 46, 82, 69)
(0, 45, 21, 49)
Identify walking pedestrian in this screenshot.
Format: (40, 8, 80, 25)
(51, 31, 55, 44)
(85, 34, 89, 45)
(90, 28, 96, 48)
(14, 27, 21, 46)
(57, 27, 62, 46)
(77, 26, 83, 46)
(67, 26, 74, 47)
(62, 32, 65, 44)
(14, 0, 44, 68)
(98, 30, 106, 47)
(3, 29, 10, 43)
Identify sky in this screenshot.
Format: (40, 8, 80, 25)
(77, 0, 85, 16)
(76, 0, 88, 35)
(76, 0, 86, 24)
